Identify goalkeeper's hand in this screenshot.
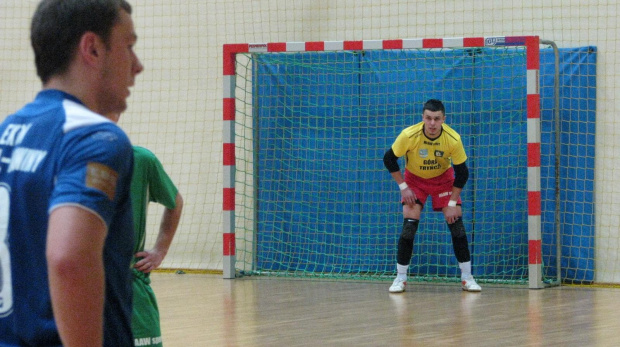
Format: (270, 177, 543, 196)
(400, 187, 416, 207)
(444, 206, 461, 224)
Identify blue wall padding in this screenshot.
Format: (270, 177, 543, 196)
(540, 46, 597, 283)
(252, 46, 596, 282)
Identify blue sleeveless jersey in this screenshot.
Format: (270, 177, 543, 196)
(0, 90, 134, 346)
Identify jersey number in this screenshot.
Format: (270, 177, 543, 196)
(0, 185, 13, 317)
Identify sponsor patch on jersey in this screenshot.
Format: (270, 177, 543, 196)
(86, 162, 118, 201)
(419, 149, 428, 158)
(434, 150, 444, 157)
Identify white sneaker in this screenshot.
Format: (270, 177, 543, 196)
(389, 277, 407, 293)
(461, 276, 482, 292)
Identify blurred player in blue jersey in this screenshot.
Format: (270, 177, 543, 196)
(0, 0, 143, 346)
(383, 99, 481, 294)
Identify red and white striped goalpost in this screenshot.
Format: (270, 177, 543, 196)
(222, 36, 543, 288)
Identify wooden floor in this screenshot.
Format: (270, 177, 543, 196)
(151, 272, 620, 347)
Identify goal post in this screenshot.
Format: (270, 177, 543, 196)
(223, 36, 545, 288)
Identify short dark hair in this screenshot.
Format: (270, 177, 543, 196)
(30, 0, 133, 84)
(423, 99, 445, 115)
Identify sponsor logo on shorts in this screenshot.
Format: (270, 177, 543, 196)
(134, 336, 163, 346)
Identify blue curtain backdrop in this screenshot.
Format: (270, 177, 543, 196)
(251, 46, 596, 282)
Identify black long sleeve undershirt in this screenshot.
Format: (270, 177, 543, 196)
(452, 162, 468, 188)
(383, 148, 400, 173)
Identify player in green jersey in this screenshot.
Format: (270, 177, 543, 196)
(130, 146, 183, 347)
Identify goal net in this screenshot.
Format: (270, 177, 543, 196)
(223, 37, 574, 287)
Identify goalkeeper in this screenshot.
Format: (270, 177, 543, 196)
(383, 99, 481, 293)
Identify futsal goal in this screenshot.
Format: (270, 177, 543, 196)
(222, 36, 574, 289)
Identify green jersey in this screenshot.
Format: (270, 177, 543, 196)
(130, 146, 178, 265)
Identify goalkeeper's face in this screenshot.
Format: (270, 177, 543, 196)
(422, 109, 446, 138)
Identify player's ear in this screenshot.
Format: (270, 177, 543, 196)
(77, 32, 106, 67)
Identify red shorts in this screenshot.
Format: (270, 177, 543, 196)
(403, 167, 461, 211)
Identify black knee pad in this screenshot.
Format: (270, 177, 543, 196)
(448, 217, 466, 238)
(397, 219, 419, 265)
(401, 218, 419, 240)
(449, 218, 470, 262)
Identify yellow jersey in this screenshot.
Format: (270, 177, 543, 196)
(391, 121, 467, 179)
